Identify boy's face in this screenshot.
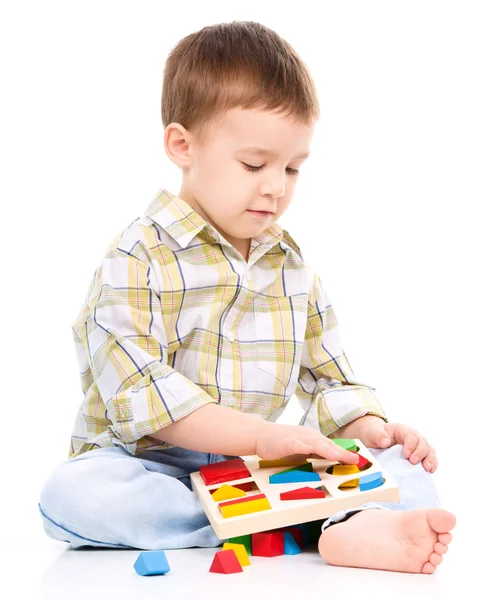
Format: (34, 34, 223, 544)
(164, 107, 316, 260)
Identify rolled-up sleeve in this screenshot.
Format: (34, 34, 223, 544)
(74, 246, 217, 455)
(295, 272, 388, 438)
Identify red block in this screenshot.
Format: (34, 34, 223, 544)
(218, 493, 266, 508)
(276, 525, 305, 548)
(199, 458, 251, 485)
(209, 549, 243, 574)
(280, 486, 325, 501)
(252, 531, 284, 557)
(232, 481, 253, 492)
(209, 481, 253, 494)
(349, 450, 370, 470)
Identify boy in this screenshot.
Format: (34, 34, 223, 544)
(38, 21, 455, 573)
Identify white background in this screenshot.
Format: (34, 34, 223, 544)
(1, 1, 491, 596)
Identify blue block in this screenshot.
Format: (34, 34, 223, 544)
(269, 470, 321, 484)
(359, 471, 384, 491)
(133, 550, 170, 576)
(283, 531, 302, 555)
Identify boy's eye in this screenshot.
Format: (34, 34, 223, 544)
(242, 163, 299, 176)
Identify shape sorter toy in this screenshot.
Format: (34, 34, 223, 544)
(190, 438, 400, 539)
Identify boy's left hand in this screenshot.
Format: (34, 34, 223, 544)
(357, 418, 438, 474)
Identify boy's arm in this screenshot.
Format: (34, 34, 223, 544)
(295, 271, 388, 438)
(148, 402, 272, 456)
(74, 241, 220, 456)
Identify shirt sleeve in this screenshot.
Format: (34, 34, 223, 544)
(295, 271, 388, 438)
(73, 243, 218, 455)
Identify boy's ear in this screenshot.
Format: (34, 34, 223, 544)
(164, 122, 192, 168)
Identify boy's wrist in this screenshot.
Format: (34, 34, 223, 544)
(332, 414, 385, 440)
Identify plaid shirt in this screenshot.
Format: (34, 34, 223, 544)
(69, 189, 387, 458)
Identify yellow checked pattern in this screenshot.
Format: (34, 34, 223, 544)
(69, 189, 387, 458)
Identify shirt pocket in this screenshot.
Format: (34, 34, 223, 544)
(253, 294, 309, 407)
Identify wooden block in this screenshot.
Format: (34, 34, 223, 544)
(276, 525, 305, 548)
(359, 471, 384, 491)
(333, 464, 360, 476)
(349, 450, 370, 469)
(280, 486, 325, 500)
(219, 492, 267, 508)
(232, 481, 253, 492)
(252, 531, 284, 556)
(227, 534, 252, 554)
(332, 438, 358, 451)
(209, 549, 243, 574)
(259, 458, 309, 468)
(190, 439, 401, 539)
(339, 478, 359, 489)
(219, 493, 272, 518)
(133, 550, 170, 576)
(283, 531, 302, 555)
(211, 484, 246, 502)
(223, 543, 251, 566)
(199, 458, 250, 486)
(269, 470, 321, 484)
(275, 462, 314, 475)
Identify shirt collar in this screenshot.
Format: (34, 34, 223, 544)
(144, 188, 286, 253)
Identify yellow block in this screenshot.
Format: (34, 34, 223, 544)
(220, 497, 272, 518)
(211, 484, 247, 502)
(333, 464, 360, 476)
(223, 543, 251, 566)
(340, 478, 359, 488)
(259, 458, 309, 468)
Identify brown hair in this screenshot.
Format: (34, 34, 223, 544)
(161, 21, 320, 145)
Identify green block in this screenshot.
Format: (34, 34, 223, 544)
(227, 534, 252, 555)
(332, 438, 358, 451)
(277, 462, 314, 475)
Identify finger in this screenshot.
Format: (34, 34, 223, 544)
(422, 446, 438, 472)
(313, 439, 359, 464)
(402, 431, 420, 459)
(389, 423, 416, 448)
(284, 438, 314, 458)
(408, 436, 429, 465)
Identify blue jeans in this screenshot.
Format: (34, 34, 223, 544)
(38, 443, 441, 550)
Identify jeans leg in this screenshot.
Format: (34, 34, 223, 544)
(321, 444, 442, 532)
(38, 446, 229, 550)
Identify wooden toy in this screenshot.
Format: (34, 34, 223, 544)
(190, 438, 400, 539)
(283, 531, 302, 555)
(222, 543, 251, 566)
(252, 531, 284, 556)
(227, 534, 252, 554)
(211, 484, 246, 501)
(133, 550, 170, 576)
(209, 548, 243, 574)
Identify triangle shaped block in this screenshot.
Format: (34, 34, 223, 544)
(283, 531, 302, 555)
(209, 549, 243, 574)
(133, 550, 170, 576)
(280, 486, 325, 500)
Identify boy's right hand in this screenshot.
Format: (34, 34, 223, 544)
(255, 423, 360, 464)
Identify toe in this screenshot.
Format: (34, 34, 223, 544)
(429, 552, 443, 566)
(427, 509, 457, 534)
(434, 542, 448, 555)
(421, 562, 436, 574)
(438, 532, 452, 545)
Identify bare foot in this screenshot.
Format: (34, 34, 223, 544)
(318, 508, 456, 574)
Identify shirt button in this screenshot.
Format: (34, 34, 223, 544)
(226, 331, 235, 342)
(227, 396, 236, 407)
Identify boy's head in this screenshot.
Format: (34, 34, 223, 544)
(161, 21, 319, 259)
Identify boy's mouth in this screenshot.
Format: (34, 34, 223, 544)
(247, 210, 274, 217)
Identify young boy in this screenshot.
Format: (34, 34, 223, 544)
(38, 20, 455, 573)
